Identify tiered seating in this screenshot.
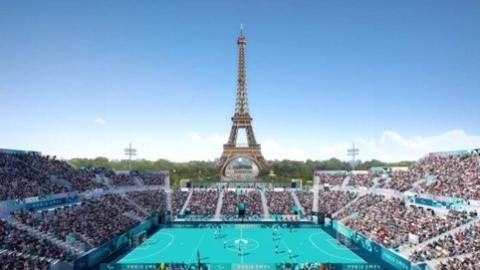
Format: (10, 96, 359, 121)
(438, 252, 480, 270)
(296, 191, 313, 216)
(221, 190, 263, 215)
(0, 220, 75, 263)
(186, 190, 219, 215)
(317, 190, 357, 214)
(347, 173, 376, 187)
(345, 198, 474, 249)
(131, 171, 166, 185)
(0, 250, 53, 270)
(265, 191, 294, 215)
(0, 152, 69, 201)
(171, 190, 189, 215)
(410, 219, 480, 263)
(335, 194, 384, 220)
(127, 190, 166, 214)
(416, 151, 480, 200)
(14, 195, 142, 247)
(315, 172, 346, 186)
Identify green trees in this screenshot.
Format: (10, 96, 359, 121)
(68, 157, 413, 187)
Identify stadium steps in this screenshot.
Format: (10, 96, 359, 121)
(214, 190, 225, 219)
(341, 176, 351, 188)
(289, 190, 305, 215)
(399, 216, 480, 257)
(312, 188, 319, 212)
(4, 217, 84, 256)
(180, 189, 194, 215)
(405, 178, 427, 192)
(332, 194, 362, 219)
(260, 191, 270, 219)
(120, 193, 151, 217)
(133, 176, 145, 187)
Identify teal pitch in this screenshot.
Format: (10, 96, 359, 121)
(118, 225, 365, 265)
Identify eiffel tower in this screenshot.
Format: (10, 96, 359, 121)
(218, 27, 267, 178)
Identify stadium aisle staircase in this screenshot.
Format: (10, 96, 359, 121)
(260, 191, 270, 219)
(290, 190, 305, 215)
(132, 176, 145, 186)
(341, 176, 350, 188)
(180, 189, 194, 215)
(332, 191, 364, 219)
(312, 188, 319, 213)
(120, 193, 150, 217)
(214, 190, 225, 219)
(4, 217, 84, 255)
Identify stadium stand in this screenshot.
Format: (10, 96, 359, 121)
(265, 191, 294, 215)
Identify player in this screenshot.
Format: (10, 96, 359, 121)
(288, 249, 292, 259)
(274, 244, 279, 254)
(238, 246, 242, 256)
(224, 240, 227, 249)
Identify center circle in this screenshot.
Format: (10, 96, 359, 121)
(234, 239, 249, 245)
(226, 237, 260, 253)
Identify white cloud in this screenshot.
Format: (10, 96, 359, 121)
(263, 138, 307, 161)
(187, 132, 228, 145)
(316, 129, 480, 162)
(94, 117, 106, 125)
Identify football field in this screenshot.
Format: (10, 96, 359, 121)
(118, 224, 365, 265)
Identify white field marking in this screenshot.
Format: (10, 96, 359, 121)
(120, 232, 175, 262)
(325, 238, 350, 250)
(188, 229, 208, 264)
(280, 233, 298, 264)
(308, 233, 364, 263)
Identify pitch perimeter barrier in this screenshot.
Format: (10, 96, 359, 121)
(332, 221, 416, 270)
(101, 263, 383, 270)
(74, 217, 159, 270)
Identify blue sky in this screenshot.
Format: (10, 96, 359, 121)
(1, 0, 479, 162)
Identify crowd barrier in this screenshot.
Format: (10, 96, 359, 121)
(74, 216, 159, 270)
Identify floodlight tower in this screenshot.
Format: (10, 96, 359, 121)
(347, 142, 359, 170)
(124, 142, 137, 171)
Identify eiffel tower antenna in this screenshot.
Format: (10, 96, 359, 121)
(218, 28, 267, 179)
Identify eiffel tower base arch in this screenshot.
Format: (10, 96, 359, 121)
(219, 146, 267, 180)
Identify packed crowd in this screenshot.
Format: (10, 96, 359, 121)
(416, 151, 480, 200)
(131, 171, 167, 185)
(438, 252, 480, 270)
(334, 194, 384, 220)
(345, 198, 474, 249)
(314, 172, 346, 186)
(317, 190, 357, 214)
(186, 190, 219, 215)
(13, 195, 141, 247)
(296, 191, 313, 216)
(126, 190, 166, 214)
(171, 190, 189, 215)
(265, 191, 294, 215)
(0, 152, 69, 201)
(0, 219, 75, 263)
(221, 190, 263, 215)
(0, 250, 54, 270)
(379, 170, 423, 192)
(347, 173, 375, 187)
(410, 221, 480, 263)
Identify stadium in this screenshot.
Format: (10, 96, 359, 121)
(1, 2, 480, 270)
